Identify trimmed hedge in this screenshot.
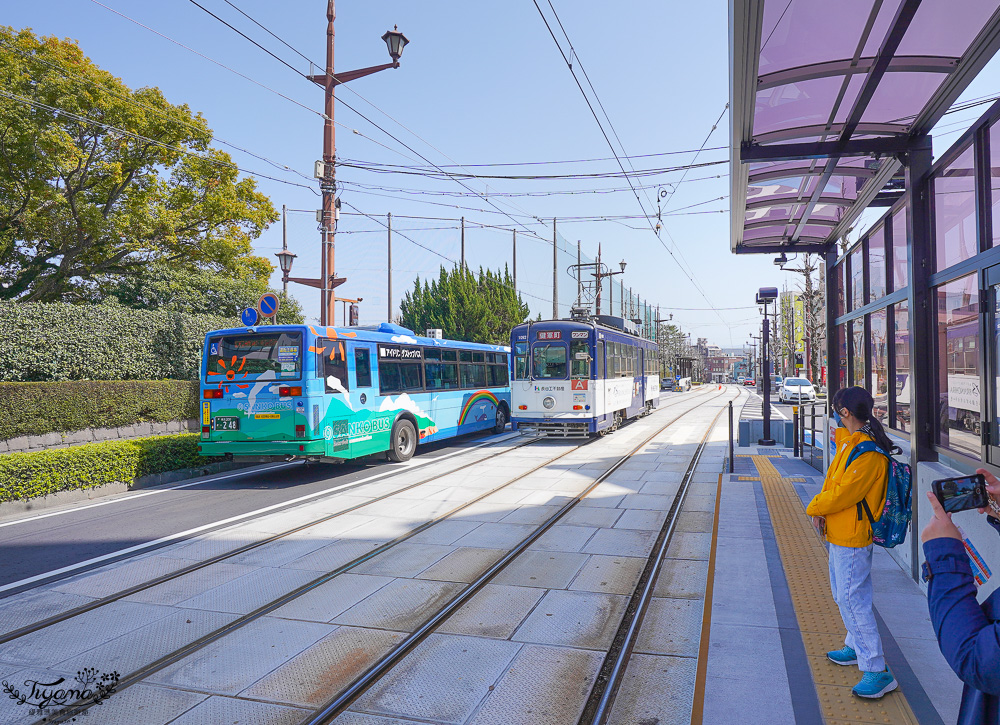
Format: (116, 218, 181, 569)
(0, 434, 222, 503)
(0, 301, 234, 382)
(0, 380, 199, 441)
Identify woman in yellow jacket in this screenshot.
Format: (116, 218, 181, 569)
(807, 386, 897, 699)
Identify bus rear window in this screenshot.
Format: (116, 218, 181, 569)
(206, 332, 301, 383)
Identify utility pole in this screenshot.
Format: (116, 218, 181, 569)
(460, 216, 465, 272)
(577, 240, 582, 306)
(304, 3, 408, 325)
(281, 205, 288, 296)
(552, 219, 558, 319)
(512, 230, 517, 292)
(387, 212, 392, 322)
(595, 243, 602, 314)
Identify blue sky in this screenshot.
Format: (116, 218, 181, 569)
(8, 1, 1000, 350)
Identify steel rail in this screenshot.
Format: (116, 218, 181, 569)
(303, 388, 733, 725)
(578, 386, 744, 724)
(0, 431, 541, 643)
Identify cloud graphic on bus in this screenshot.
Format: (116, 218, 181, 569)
(390, 335, 419, 344)
(379, 393, 430, 420)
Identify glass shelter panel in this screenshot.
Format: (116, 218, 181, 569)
(992, 121, 1000, 248)
(871, 309, 889, 428)
(936, 274, 981, 460)
(836, 324, 847, 393)
(850, 246, 865, 312)
(893, 302, 910, 434)
(869, 226, 886, 302)
(892, 206, 908, 292)
(934, 146, 978, 272)
(851, 320, 866, 389)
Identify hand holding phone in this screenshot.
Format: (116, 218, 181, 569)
(932, 474, 990, 514)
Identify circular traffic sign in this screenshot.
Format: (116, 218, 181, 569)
(258, 293, 280, 318)
(241, 307, 259, 326)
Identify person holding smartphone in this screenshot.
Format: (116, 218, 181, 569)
(922, 468, 1000, 724)
(806, 386, 897, 699)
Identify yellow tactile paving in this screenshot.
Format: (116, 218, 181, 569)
(752, 455, 918, 725)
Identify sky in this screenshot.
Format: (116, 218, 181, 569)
(8, 1, 1000, 351)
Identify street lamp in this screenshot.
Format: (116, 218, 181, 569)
(275, 249, 297, 296)
(382, 26, 409, 63)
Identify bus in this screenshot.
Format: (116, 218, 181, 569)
(198, 322, 511, 463)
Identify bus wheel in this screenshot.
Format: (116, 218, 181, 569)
(388, 419, 417, 462)
(493, 406, 508, 434)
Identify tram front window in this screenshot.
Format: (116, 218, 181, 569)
(514, 342, 528, 380)
(533, 343, 567, 379)
(570, 341, 589, 378)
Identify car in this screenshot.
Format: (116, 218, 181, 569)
(737, 375, 746, 384)
(743, 377, 756, 386)
(778, 377, 817, 403)
(661, 378, 676, 392)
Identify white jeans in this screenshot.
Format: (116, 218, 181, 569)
(828, 542, 886, 672)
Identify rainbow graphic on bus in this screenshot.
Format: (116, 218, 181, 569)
(458, 390, 501, 425)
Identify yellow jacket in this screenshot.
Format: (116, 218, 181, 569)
(806, 428, 888, 547)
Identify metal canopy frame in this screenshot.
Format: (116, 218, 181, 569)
(730, 0, 1000, 254)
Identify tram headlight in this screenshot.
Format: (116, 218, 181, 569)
(542, 396, 555, 409)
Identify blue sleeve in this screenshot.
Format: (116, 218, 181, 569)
(924, 537, 1000, 695)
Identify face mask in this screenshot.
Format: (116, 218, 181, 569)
(832, 410, 842, 426)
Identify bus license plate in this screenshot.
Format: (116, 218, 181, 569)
(213, 416, 240, 431)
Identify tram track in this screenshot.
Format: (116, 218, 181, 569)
(27, 388, 722, 725)
(303, 387, 736, 725)
(2, 388, 712, 642)
(578, 387, 742, 724)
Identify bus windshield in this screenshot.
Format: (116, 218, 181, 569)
(205, 332, 302, 384)
(533, 343, 567, 379)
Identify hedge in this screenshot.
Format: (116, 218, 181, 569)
(0, 434, 222, 503)
(0, 380, 200, 441)
(0, 301, 234, 382)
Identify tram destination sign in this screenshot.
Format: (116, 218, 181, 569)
(378, 345, 423, 361)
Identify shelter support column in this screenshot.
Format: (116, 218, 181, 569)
(905, 134, 936, 581)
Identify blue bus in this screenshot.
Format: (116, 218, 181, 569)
(199, 322, 511, 462)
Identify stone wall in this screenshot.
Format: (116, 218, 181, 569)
(1, 419, 198, 454)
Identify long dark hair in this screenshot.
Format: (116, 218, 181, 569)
(832, 386, 901, 455)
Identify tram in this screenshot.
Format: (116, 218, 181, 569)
(510, 313, 659, 437)
(198, 322, 511, 463)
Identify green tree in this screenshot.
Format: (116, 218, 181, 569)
(399, 265, 529, 344)
(0, 27, 277, 303)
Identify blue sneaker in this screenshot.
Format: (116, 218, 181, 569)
(826, 646, 857, 666)
(852, 670, 898, 699)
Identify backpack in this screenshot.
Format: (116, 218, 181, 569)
(844, 441, 912, 548)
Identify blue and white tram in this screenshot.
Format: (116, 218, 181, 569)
(510, 315, 659, 437)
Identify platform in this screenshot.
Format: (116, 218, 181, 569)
(699, 445, 960, 725)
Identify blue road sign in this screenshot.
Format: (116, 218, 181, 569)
(258, 293, 280, 318)
(241, 307, 259, 326)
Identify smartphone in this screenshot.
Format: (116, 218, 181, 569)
(932, 474, 990, 513)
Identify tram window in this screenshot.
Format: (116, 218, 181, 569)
(570, 341, 589, 378)
(462, 363, 487, 388)
(488, 364, 509, 387)
(443, 349, 458, 362)
(533, 343, 568, 379)
(354, 348, 372, 387)
(596, 342, 605, 378)
(425, 347, 442, 361)
(514, 342, 528, 380)
(460, 350, 473, 362)
(320, 339, 349, 394)
(425, 362, 459, 390)
(472, 351, 485, 363)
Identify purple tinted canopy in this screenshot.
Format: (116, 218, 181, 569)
(731, 0, 1000, 254)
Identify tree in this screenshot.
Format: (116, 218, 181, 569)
(399, 265, 529, 345)
(106, 263, 303, 324)
(0, 27, 278, 302)
(784, 254, 826, 384)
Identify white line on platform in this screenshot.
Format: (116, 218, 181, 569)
(0, 433, 521, 594)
